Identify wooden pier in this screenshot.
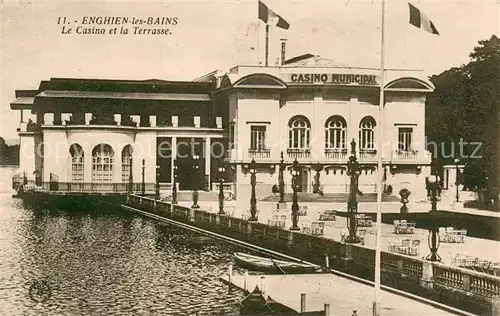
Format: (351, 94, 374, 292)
(221, 272, 472, 316)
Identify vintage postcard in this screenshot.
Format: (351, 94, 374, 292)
(1, 0, 499, 315)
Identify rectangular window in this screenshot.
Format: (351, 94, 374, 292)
(398, 127, 413, 151)
(250, 126, 266, 150)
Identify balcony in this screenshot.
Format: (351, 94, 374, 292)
(324, 148, 348, 160)
(359, 149, 377, 161)
(248, 149, 271, 159)
(287, 148, 311, 159)
(394, 150, 419, 160)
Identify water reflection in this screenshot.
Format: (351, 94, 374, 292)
(0, 193, 244, 315)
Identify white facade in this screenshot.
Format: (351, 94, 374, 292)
(215, 55, 434, 200)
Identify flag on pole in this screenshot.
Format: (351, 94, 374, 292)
(258, 1, 290, 30)
(408, 3, 439, 35)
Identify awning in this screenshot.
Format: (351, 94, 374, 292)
(36, 90, 211, 102)
(10, 97, 35, 110)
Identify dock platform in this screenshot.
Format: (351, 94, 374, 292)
(221, 272, 472, 316)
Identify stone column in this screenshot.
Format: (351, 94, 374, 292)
(84, 144, 93, 183)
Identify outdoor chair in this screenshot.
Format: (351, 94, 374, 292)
(311, 222, 319, 235)
(388, 241, 397, 252)
(409, 240, 420, 256)
(279, 215, 286, 228)
(340, 228, 349, 242)
(317, 222, 325, 236)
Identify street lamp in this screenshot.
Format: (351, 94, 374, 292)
(172, 160, 178, 204)
(191, 154, 200, 209)
(141, 159, 145, 196)
(289, 158, 300, 231)
(454, 158, 460, 202)
(278, 151, 286, 204)
(345, 139, 361, 244)
(155, 165, 160, 200)
(425, 174, 442, 262)
(248, 159, 258, 221)
(218, 160, 226, 215)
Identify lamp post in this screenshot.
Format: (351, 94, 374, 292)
(249, 159, 258, 221)
(155, 165, 160, 200)
(345, 139, 361, 244)
(141, 159, 145, 196)
(172, 160, 178, 204)
(218, 160, 226, 215)
(454, 158, 460, 202)
(290, 158, 300, 231)
(425, 174, 442, 262)
(191, 155, 200, 209)
(278, 151, 285, 204)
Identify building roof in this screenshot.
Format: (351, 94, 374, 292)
(36, 90, 210, 101)
(283, 54, 347, 68)
(10, 77, 215, 111)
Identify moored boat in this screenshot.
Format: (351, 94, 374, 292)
(234, 252, 320, 274)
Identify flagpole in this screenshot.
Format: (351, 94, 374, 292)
(373, 0, 386, 314)
(265, 24, 270, 66)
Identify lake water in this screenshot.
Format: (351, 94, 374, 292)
(0, 168, 245, 315)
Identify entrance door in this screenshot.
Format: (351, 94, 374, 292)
(295, 167, 308, 193)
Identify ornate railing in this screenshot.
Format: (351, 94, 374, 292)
(287, 148, 311, 159)
(38, 182, 156, 193)
(248, 149, 271, 159)
(324, 148, 348, 159)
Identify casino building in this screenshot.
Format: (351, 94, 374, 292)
(11, 51, 434, 200)
(200, 53, 434, 201)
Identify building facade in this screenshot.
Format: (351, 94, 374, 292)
(12, 54, 434, 199)
(11, 78, 225, 193)
(207, 54, 434, 200)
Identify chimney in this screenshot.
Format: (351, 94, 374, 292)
(280, 39, 287, 66)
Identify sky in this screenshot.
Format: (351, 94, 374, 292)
(1, 0, 498, 141)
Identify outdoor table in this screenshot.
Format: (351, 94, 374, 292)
(319, 210, 336, 221)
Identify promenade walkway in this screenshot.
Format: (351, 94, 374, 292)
(178, 200, 500, 267)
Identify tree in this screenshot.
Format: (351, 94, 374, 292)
(426, 35, 500, 196)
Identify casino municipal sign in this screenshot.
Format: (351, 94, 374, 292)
(289, 73, 378, 85)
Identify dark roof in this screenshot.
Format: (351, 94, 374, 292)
(39, 78, 215, 94)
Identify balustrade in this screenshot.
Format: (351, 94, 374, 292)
(287, 148, 311, 159)
(324, 148, 348, 160)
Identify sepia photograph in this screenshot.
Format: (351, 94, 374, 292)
(1, 0, 499, 315)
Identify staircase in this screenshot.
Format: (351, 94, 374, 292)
(261, 192, 400, 203)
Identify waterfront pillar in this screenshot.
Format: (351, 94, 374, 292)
(205, 137, 211, 191)
(191, 154, 200, 209)
(155, 165, 160, 200)
(345, 139, 361, 244)
(276, 151, 286, 210)
(172, 159, 178, 204)
(217, 158, 226, 215)
(290, 158, 300, 231)
(425, 173, 442, 262)
(248, 159, 258, 221)
(454, 158, 460, 202)
(399, 188, 410, 220)
(141, 159, 145, 195)
(171, 136, 177, 184)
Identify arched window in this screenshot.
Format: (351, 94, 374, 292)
(121, 145, 133, 182)
(325, 116, 347, 150)
(92, 144, 114, 183)
(359, 116, 376, 150)
(70, 144, 84, 182)
(288, 116, 311, 150)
